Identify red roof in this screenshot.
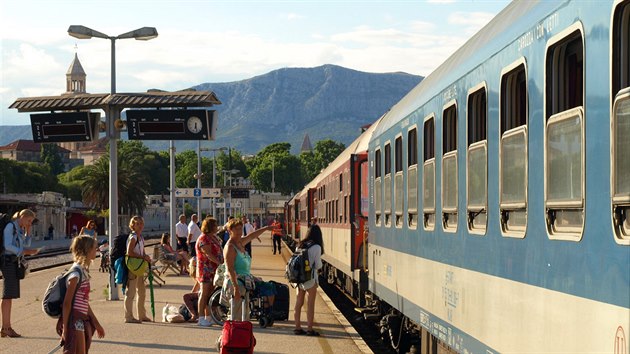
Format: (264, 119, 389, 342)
(0, 139, 70, 153)
(77, 137, 108, 153)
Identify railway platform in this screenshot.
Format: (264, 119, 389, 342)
(1, 233, 370, 353)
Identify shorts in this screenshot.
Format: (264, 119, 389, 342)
(255, 281, 276, 297)
(298, 278, 317, 291)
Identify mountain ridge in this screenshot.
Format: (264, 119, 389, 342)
(1, 64, 422, 154)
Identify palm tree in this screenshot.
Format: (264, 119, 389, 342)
(82, 155, 149, 215)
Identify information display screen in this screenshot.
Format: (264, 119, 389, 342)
(126, 109, 217, 140)
(138, 121, 185, 134)
(30, 112, 100, 143)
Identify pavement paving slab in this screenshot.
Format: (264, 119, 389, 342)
(1, 233, 368, 353)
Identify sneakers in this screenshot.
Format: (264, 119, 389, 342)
(198, 317, 212, 327)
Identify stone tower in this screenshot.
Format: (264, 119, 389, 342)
(65, 53, 86, 94)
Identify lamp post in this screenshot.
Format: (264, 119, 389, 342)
(222, 169, 239, 222)
(201, 147, 227, 219)
(68, 25, 158, 301)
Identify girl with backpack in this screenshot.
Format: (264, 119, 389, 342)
(59, 235, 105, 353)
(292, 225, 323, 337)
(1, 209, 39, 338)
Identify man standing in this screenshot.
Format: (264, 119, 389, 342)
(188, 214, 202, 257)
(242, 216, 256, 257)
(271, 218, 283, 255)
(175, 214, 189, 254)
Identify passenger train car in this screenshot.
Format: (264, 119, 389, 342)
(288, 1, 629, 352)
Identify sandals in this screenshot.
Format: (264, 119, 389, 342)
(1, 327, 21, 338)
(293, 328, 320, 336)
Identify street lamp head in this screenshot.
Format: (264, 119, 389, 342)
(117, 27, 158, 41)
(68, 25, 109, 39)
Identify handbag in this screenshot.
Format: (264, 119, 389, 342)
(125, 256, 148, 276)
(213, 263, 226, 288)
(16, 256, 29, 279)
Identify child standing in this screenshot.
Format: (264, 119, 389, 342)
(59, 235, 105, 353)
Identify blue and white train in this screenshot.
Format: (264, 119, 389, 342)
(287, 1, 630, 352)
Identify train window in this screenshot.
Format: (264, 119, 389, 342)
(442, 103, 458, 232)
(612, 0, 630, 244)
(384, 142, 392, 227)
(467, 85, 487, 234)
(375, 149, 382, 226)
(500, 61, 528, 237)
(408, 127, 418, 229)
(423, 116, 436, 230)
(545, 25, 585, 240)
(612, 0, 630, 99)
(395, 135, 403, 228)
(361, 161, 369, 218)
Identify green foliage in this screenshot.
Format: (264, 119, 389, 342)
(0, 158, 61, 193)
(299, 139, 345, 181)
(81, 154, 149, 215)
(249, 145, 305, 194)
(215, 148, 248, 185)
(41, 144, 65, 175)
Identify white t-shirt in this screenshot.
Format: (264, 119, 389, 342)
(128, 232, 145, 256)
(188, 221, 202, 243)
(243, 222, 255, 236)
(175, 221, 188, 239)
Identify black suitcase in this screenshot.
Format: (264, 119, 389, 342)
(270, 280, 290, 321)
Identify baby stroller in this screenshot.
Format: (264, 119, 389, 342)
(98, 240, 110, 273)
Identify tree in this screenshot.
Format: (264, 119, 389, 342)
(41, 143, 65, 175)
(249, 144, 305, 194)
(81, 155, 149, 215)
(0, 158, 61, 193)
(216, 148, 248, 185)
(299, 139, 346, 181)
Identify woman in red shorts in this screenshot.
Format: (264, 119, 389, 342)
(195, 217, 223, 327)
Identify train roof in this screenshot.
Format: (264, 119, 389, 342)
(317, 114, 384, 181)
(372, 0, 548, 137)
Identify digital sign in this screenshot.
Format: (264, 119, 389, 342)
(126, 109, 217, 140)
(231, 189, 250, 199)
(30, 112, 100, 143)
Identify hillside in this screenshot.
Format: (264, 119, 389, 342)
(1, 65, 422, 153)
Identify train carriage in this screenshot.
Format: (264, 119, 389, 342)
(365, 0, 630, 353)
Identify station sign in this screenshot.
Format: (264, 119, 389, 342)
(216, 201, 242, 208)
(30, 112, 100, 143)
(126, 109, 217, 141)
(175, 188, 222, 198)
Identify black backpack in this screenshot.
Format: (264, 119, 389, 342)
(0, 213, 15, 256)
(110, 234, 129, 262)
(285, 241, 314, 285)
(42, 265, 83, 318)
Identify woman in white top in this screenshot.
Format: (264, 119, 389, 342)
(292, 225, 323, 337)
(124, 216, 152, 323)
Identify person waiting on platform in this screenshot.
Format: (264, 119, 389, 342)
(271, 218, 283, 255)
(195, 217, 224, 327)
(293, 224, 324, 337)
(1, 209, 40, 338)
(223, 219, 273, 320)
(79, 220, 97, 239)
(187, 214, 202, 257)
(160, 233, 190, 275)
(124, 216, 152, 324)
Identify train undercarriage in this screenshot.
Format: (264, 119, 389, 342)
(322, 261, 458, 354)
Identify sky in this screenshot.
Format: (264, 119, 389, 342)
(0, 0, 510, 126)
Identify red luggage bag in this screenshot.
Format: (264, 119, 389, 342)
(219, 298, 256, 354)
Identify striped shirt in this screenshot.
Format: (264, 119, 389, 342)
(66, 264, 90, 315)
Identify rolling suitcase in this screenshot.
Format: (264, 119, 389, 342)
(269, 280, 289, 321)
(218, 298, 256, 354)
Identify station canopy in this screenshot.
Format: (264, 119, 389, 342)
(9, 89, 221, 112)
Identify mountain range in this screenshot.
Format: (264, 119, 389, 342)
(1, 64, 422, 154)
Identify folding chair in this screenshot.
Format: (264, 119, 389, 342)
(155, 245, 180, 276)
